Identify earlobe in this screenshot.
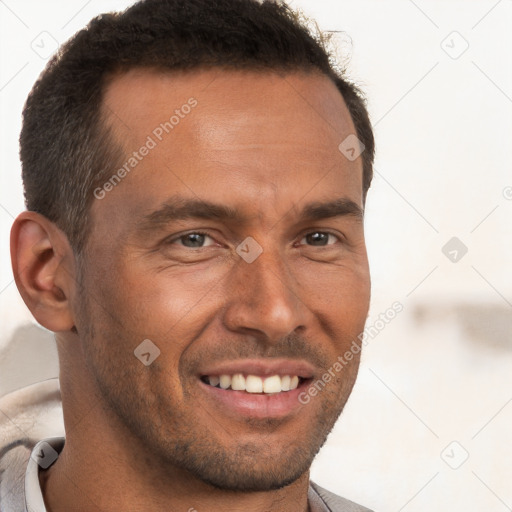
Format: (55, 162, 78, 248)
(10, 211, 76, 332)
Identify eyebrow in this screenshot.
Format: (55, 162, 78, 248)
(137, 195, 363, 232)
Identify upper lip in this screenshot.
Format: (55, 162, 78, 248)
(198, 358, 316, 379)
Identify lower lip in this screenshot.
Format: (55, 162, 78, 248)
(198, 380, 311, 420)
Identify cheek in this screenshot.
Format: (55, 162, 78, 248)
(300, 264, 370, 351)
(86, 260, 214, 381)
(300, 261, 370, 308)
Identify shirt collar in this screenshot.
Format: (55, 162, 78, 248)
(25, 437, 65, 512)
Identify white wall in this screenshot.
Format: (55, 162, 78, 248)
(1, 1, 511, 510)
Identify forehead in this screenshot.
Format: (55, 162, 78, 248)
(93, 68, 363, 233)
(103, 68, 355, 149)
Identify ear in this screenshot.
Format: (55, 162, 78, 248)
(10, 211, 76, 332)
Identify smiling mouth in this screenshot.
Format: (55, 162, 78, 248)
(200, 374, 308, 394)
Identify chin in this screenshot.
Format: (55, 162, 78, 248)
(164, 435, 326, 493)
(192, 457, 309, 492)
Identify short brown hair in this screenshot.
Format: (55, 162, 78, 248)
(20, 0, 374, 254)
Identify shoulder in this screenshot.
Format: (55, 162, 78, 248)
(0, 379, 64, 510)
(0, 378, 63, 445)
(310, 481, 375, 512)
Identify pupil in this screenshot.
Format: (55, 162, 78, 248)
(308, 232, 327, 246)
(184, 233, 204, 247)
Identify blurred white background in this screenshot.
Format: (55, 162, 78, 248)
(1, 1, 511, 510)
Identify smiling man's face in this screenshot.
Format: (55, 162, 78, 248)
(73, 68, 370, 492)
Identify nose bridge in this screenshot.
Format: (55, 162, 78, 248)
(223, 241, 305, 340)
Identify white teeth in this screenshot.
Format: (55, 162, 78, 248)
(231, 373, 246, 391)
(245, 375, 263, 393)
(209, 375, 220, 387)
(219, 374, 231, 389)
(281, 375, 291, 391)
(263, 375, 282, 393)
(205, 374, 303, 393)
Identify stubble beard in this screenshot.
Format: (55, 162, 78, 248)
(75, 277, 359, 492)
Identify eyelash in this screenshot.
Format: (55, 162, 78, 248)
(168, 230, 343, 248)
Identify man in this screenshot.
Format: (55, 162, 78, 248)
(0, 0, 375, 510)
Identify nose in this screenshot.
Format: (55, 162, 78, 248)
(221, 244, 308, 343)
